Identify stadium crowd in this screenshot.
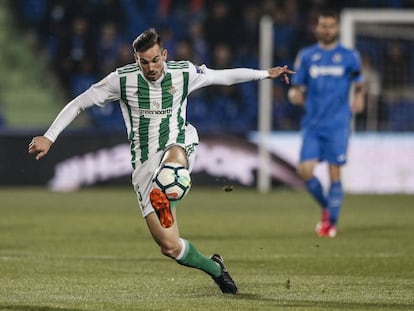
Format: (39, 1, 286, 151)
(8, 0, 414, 132)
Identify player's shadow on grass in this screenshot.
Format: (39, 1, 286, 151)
(0, 305, 86, 311)
(234, 294, 411, 310)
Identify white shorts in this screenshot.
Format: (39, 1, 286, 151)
(132, 124, 198, 218)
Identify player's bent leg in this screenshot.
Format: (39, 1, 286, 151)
(297, 160, 317, 181)
(176, 239, 237, 294)
(145, 211, 181, 258)
(150, 188, 174, 228)
(145, 212, 237, 294)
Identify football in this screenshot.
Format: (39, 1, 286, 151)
(153, 162, 191, 201)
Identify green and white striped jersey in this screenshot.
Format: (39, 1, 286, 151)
(44, 60, 268, 168)
(116, 61, 196, 167)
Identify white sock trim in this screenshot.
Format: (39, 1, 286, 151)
(175, 238, 188, 261)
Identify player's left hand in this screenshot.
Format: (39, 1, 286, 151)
(267, 65, 295, 84)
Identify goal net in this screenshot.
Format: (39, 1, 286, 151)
(340, 9, 414, 193)
(340, 9, 414, 132)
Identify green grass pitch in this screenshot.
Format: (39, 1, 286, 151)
(0, 187, 413, 311)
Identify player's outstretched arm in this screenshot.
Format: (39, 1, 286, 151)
(197, 64, 295, 88)
(267, 65, 295, 84)
(28, 136, 53, 160)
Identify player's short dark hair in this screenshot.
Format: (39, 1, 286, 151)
(132, 28, 162, 52)
(319, 10, 339, 21)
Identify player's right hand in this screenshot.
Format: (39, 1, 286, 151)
(28, 136, 53, 160)
(287, 86, 305, 106)
(267, 65, 295, 84)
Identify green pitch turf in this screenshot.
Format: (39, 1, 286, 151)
(0, 187, 413, 311)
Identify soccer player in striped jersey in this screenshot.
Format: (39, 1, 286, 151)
(29, 28, 294, 294)
(288, 11, 365, 238)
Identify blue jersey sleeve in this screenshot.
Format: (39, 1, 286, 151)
(349, 50, 364, 84)
(292, 50, 307, 86)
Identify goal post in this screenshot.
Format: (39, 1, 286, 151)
(340, 9, 414, 48)
(340, 9, 414, 131)
(257, 15, 273, 193)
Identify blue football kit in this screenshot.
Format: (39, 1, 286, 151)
(292, 43, 363, 165)
(292, 43, 363, 228)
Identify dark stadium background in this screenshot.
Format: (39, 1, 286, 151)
(1, 0, 414, 190)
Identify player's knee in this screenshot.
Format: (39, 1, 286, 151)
(153, 162, 191, 200)
(297, 165, 313, 180)
(159, 240, 181, 258)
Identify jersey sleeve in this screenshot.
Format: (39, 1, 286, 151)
(349, 50, 364, 84)
(291, 50, 307, 86)
(44, 71, 121, 142)
(188, 62, 268, 94)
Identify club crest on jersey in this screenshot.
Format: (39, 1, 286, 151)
(311, 53, 321, 61)
(151, 101, 161, 110)
(168, 85, 177, 95)
(332, 53, 342, 63)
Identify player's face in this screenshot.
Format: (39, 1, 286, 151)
(316, 16, 339, 46)
(135, 44, 167, 81)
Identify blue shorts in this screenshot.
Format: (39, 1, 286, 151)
(300, 127, 350, 165)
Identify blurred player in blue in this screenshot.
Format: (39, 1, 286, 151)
(288, 11, 365, 237)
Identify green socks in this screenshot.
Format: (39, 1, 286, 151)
(176, 239, 221, 278)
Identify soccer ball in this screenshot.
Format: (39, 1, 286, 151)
(153, 162, 191, 201)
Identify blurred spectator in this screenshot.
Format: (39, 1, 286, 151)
(70, 60, 96, 97)
(206, 44, 247, 132)
(91, 0, 125, 26)
(272, 84, 301, 131)
(381, 40, 414, 131)
(54, 15, 97, 91)
(358, 53, 381, 131)
(187, 19, 209, 64)
(272, 7, 295, 67)
(15, 0, 48, 43)
(173, 39, 197, 62)
(204, 1, 239, 51)
(120, 0, 150, 40)
(158, 27, 177, 56)
(97, 22, 124, 75)
(240, 3, 260, 50)
(114, 43, 135, 68)
(382, 40, 411, 91)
